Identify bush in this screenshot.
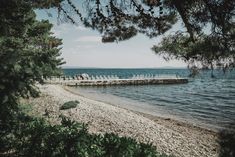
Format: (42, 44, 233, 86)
(2, 114, 166, 157)
(60, 100, 79, 110)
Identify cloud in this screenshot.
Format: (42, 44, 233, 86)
(76, 45, 95, 49)
(51, 24, 69, 37)
(51, 24, 87, 37)
(64, 47, 79, 54)
(75, 26, 88, 31)
(76, 36, 102, 42)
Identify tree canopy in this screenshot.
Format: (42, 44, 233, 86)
(7, 0, 232, 71)
(54, 0, 235, 70)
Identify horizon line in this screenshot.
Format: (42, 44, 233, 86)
(61, 66, 188, 69)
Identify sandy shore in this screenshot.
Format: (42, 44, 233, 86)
(22, 84, 219, 157)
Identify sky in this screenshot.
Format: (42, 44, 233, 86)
(36, 8, 187, 68)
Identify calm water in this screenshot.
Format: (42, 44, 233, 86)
(63, 68, 235, 131)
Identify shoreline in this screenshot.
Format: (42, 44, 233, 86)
(23, 84, 219, 157)
(63, 86, 218, 136)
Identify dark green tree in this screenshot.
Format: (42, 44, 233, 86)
(152, 30, 235, 77)
(0, 0, 64, 129)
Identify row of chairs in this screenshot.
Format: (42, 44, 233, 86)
(131, 74, 178, 79)
(45, 74, 179, 81)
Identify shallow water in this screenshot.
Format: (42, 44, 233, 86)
(64, 68, 235, 131)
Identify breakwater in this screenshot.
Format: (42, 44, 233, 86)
(44, 74, 188, 86)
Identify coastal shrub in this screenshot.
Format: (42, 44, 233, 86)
(100, 133, 162, 157)
(60, 100, 79, 110)
(4, 114, 165, 157)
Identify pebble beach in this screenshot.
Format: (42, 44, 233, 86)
(22, 84, 220, 157)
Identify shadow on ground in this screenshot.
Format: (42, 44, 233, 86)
(218, 123, 235, 157)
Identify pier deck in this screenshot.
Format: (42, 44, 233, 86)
(45, 78, 188, 86)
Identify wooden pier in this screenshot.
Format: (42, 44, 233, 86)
(45, 76, 188, 86)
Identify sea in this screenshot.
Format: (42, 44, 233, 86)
(63, 68, 235, 131)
